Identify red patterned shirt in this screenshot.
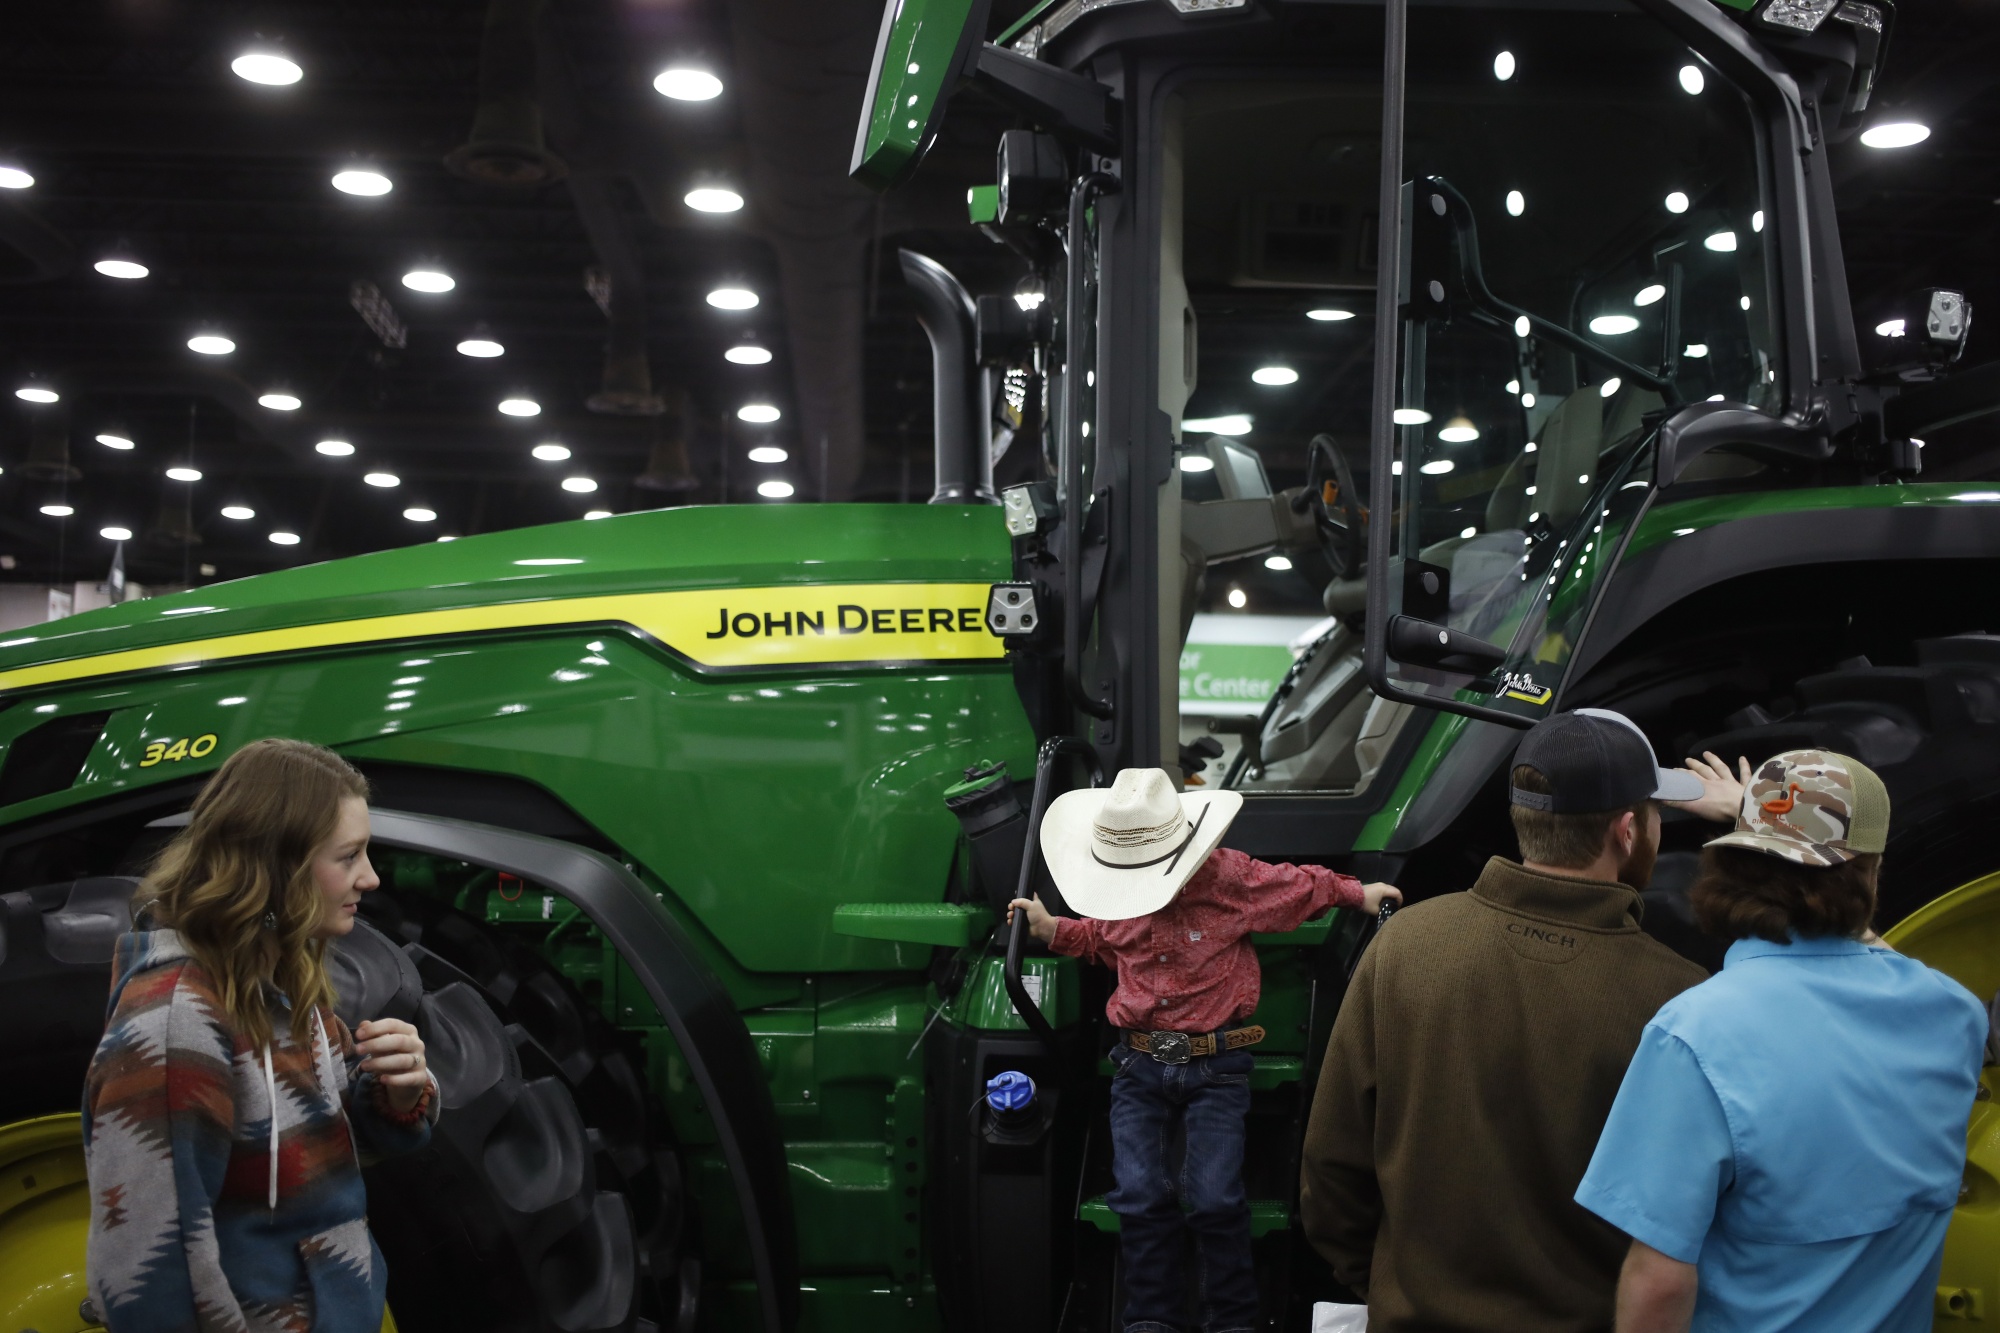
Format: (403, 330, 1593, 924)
(1048, 847, 1365, 1032)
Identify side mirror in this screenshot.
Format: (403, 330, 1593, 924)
(1869, 288, 1973, 377)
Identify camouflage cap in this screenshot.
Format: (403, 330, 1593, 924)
(1704, 749, 1890, 868)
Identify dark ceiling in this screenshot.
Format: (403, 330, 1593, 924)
(0, 0, 1993, 593)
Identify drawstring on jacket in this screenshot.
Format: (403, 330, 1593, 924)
(261, 1043, 279, 1209)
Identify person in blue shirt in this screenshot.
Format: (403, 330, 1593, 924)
(1575, 748, 1988, 1331)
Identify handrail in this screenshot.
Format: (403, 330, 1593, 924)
(1061, 171, 1119, 721)
(1004, 735, 1104, 1040)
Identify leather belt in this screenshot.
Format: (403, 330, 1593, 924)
(1122, 1025, 1265, 1065)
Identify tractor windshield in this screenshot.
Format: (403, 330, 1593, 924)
(1163, 1, 1776, 792)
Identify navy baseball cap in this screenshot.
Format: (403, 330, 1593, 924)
(1510, 708, 1703, 814)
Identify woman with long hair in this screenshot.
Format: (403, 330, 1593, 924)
(82, 738, 435, 1332)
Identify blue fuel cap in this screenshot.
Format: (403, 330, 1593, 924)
(985, 1070, 1036, 1115)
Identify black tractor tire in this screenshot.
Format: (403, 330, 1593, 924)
(1678, 632, 2000, 929)
(0, 875, 691, 1333)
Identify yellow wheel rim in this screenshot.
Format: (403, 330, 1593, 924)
(0, 1112, 96, 1332)
(0, 1112, 398, 1333)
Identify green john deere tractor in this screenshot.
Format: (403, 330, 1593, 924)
(4, 0, 2000, 1329)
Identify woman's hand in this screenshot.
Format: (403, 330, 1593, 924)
(356, 1018, 428, 1112)
(1666, 751, 1752, 825)
(1006, 894, 1058, 945)
(1361, 882, 1403, 915)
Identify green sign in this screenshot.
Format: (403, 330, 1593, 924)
(1178, 614, 1327, 716)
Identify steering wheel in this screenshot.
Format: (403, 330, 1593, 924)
(1303, 434, 1368, 580)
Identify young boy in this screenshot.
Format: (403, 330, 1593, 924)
(1009, 767, 1400, 1333)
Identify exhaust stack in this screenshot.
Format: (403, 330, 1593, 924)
(900, 250, 996, 505)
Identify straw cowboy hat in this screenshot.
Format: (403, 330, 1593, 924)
(1039, 767, 1243, 920)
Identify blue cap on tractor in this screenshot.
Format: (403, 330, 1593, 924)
(985, 1070, 1037, 1115)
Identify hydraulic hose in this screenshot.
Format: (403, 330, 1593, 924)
(1005, 736, 1105, 1042)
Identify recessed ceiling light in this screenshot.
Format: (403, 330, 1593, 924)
(231, 52, 302, 85)
(1264, 554, 1293, 571)
(1437, 417, 1480, 443)
(1393, 408, 1432, 425)
(1251, 366, 1298, 386)
(531, 443, 571, 461)
(561, 476, 598, 493)
(655, 67, 723, 101)
(166, 466, 203, 482)
(1419, 459, 1455, 475)
(95, 258, 148, 279)
(1600, 377, 1624, 397)
(1493, 50, 1516, 81)
(100, 525, 133, 542)
(403, 507, 436, 522)
(748, 446, 788, 464)
(707, 287, 758, 310)
(498, 398, 540, 417)
(757, 480, 795, 499)
(1634, 284, 1666, 306)
(726, 344, 773, 365)
(402, 270, 454, 293)
(1306, 309, 1353, 322)
(187, 334, 235, 355)
(583, 509, 613, 520)
(315, 439, 354, 456)
(457, 338, 504, 358)
(1227, 588, 1248, 608)
(1514, 315, 1532, 338)
(737, 404, 780, 423)
(14, 387, 58, 404)
(1505, 190, 1525, 217)
(685, 187, 744, 213)
(1875, 318, 1906, 338)
(1664, 191, 1690, 214)
(0, 166, 32, 190)
(363, 472, 400, 488)
(1179, 454, 1215, 472)
(97, 433, 135, 450)
(269, 530, 301, 545)
(1704, 230, 1738, 252)
(1753, 210, 1765, 233)
(1860, 121, 1929, 149)
(331, 169, 392, 196)
(1684, 342, 1709, 358)
(1679, 64, 1705, 95)
(40, 504, 73, 517)
(220, 505, 255, 520)
(257, 392, 302, 411)
(1741, 296, 1752, 311)
(1589, 314, 1641, 335)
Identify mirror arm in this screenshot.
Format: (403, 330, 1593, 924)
(1362, 0, 1530, 732)
(1655, 400, 1831, 487)
(972, 44, 1120, 156)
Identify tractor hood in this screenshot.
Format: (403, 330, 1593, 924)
(0, 504, 1013, 695)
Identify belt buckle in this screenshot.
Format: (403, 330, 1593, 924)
(1148, 1031, 1192, 1065)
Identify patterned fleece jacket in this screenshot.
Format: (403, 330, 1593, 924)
(83, 927, 438, 1333)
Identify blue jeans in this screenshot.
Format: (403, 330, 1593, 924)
(1106, 1042, 1258, 1333)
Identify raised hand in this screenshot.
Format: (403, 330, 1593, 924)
(1665, 751, 1752, 824)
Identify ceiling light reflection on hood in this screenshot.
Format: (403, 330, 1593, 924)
(331, 170, 392, 196)
(232, 52, 302, 85)
(1182, 415, 1252, 435)
(655, 68, 723, 101)
(685, 188, 744, 213)
(584, 510, 612, 520)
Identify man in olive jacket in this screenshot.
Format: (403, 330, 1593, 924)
(1300, 710, 1730, 1332)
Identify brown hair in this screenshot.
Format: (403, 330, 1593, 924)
(1690, 844, 1880, 943)
(1509, 765, 1649, 869)
(137, 738, 370, 1048)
